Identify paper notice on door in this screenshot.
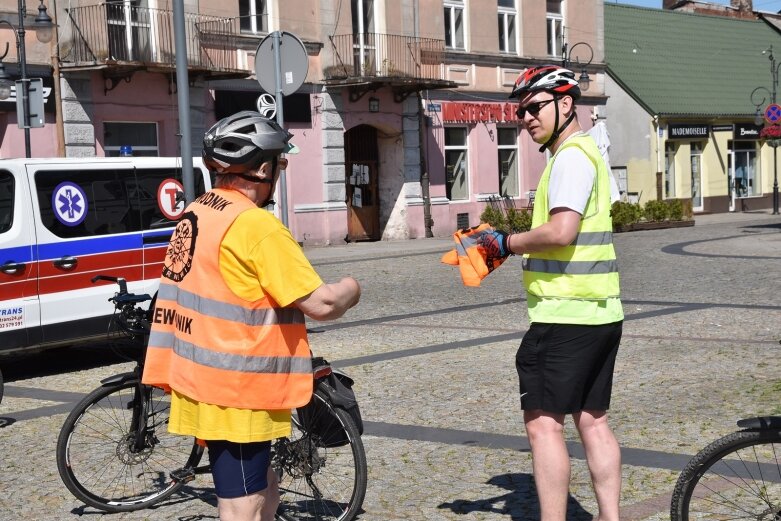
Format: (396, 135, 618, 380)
(352, 187, 363, 208)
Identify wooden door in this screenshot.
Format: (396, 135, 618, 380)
(345, 125, 380, 241)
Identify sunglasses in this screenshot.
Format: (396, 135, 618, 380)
(516, 98, 557, 119)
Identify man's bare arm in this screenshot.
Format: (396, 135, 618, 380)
(295, 277, 361, 321)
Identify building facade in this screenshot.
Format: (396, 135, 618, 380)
(604, 3, 780, 213)
(0, 0, 606, 244)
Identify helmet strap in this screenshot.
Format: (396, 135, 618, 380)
(538, 96, 575, 153)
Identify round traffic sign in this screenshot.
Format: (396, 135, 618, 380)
(157, 179, 185, 220)
(254, 31, 309, 97)
(765, 103, 781, 124)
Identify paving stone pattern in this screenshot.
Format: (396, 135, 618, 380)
(1, 211, 780, 520)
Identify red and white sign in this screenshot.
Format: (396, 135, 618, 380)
(157, 179, 185, 220)
(441, 102, 521, 123)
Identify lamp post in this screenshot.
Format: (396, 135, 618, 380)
(0, 0, 53, 158)
(561, 41, 594, 91)
(751, 45, 781, 215)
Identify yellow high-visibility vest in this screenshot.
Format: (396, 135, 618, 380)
(522, 134, 620, 322)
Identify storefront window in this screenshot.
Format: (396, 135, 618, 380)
(104, 122, 158, 157)
(690, 142, 703, 209)
(445, 127, 468, 201)
(497, 127, 518, 197)
(665, 142, 676, 198)
(730, 140, 759, 197)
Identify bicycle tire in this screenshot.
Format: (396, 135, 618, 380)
(670, 429, 781, 521)
(275, 390, 367, 521)
(56, 380, 203, 512)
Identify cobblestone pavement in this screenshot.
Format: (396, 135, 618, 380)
(1, 211, 780, 520)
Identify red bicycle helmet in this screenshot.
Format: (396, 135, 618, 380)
(509, 65, 580, 100)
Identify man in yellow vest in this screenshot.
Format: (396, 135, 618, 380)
(142, 111, 361, 520)
(482, 66, 624, 521)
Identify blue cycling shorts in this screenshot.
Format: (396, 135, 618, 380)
(205, 440, 272, 499)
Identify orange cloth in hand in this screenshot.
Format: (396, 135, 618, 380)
(441, 223, 509, 287)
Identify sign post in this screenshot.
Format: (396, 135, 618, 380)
(254, 32, 308, 226)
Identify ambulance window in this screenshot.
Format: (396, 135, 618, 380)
(0, 171, 13, 234)
(133, 167, 207, 229)
(35, 169, 138, 238)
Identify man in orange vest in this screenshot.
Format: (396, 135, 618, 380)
(142, 111, 361, 520)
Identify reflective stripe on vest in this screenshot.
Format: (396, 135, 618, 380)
(157, 283, 305, 327)
(147, 331, 312, 374)
(522, 134, 620, 302)
(522, 258, 619, 275)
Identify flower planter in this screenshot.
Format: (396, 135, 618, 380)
(614, 220, 695, 233)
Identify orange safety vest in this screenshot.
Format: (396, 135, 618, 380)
(142, 188, 313, 410)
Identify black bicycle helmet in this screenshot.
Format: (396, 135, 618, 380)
(202, 111, 298, 174)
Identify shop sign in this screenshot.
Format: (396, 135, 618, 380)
(442, 102, 520, 123)
(734, 123, 761, 140)
(668, 123, 709, 139)
(711, 124, 733, 132)
(427, 103, 442, 112)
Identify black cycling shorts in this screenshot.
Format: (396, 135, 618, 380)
(516, 321, 622, 414)
(205, 440, 272, 499)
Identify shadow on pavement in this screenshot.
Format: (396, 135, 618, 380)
(0, 341, 141, 384)
(438, 472, 593, 521)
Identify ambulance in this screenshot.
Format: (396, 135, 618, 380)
(0, 157, 212, 354)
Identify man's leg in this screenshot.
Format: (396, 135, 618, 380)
(216, 467, 279, 521)
(524, 409, 569, 521)
(573, 410, 621, 521)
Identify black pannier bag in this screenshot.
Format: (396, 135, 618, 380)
(297, 359, 363, 448)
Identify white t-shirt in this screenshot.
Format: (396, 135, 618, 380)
(548, 146, 596, 215)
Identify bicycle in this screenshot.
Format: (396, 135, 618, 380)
(670, 415, 781, 520)
(56, 275, 368, 520)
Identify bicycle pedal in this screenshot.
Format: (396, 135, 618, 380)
(170, 467, 196, 483)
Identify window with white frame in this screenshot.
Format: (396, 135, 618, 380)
(665, 141, 676, 198)
(104, 122, 159, 157)
(546, 0, 563, 57)
(444, 0, 465, 50)
(445, 127, 469, 201)
(239, 0, 267, 34)
(352, 0, 376, 75)
(498, 0, 516, 54)
(497, 127, 518, 197)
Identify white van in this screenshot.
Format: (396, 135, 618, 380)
(0, 157, 212, 354)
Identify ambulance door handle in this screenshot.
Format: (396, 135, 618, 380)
(53, 256, 78, 270)
(1, 261, 24, 274)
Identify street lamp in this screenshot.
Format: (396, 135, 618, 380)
(0, 0, 53, 158)
(750, 45, 781, 215)
(561, 41, 594, 92)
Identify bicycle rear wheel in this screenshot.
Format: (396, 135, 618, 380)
(274, 390, 367, 521)
(56, 380, 203, 512)
(670, 429, 781, 520)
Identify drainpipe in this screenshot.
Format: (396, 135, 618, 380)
(50, 0, 64, 156)
(418, 91, 433, 237)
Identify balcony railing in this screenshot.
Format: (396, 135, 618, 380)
(63, 3, 248, 76)
(326, 33, 446, 82)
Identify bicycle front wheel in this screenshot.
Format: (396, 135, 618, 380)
(671, 429, 781, 521)
(274, 390, 367, 521)
(56, 380, 203, 512)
